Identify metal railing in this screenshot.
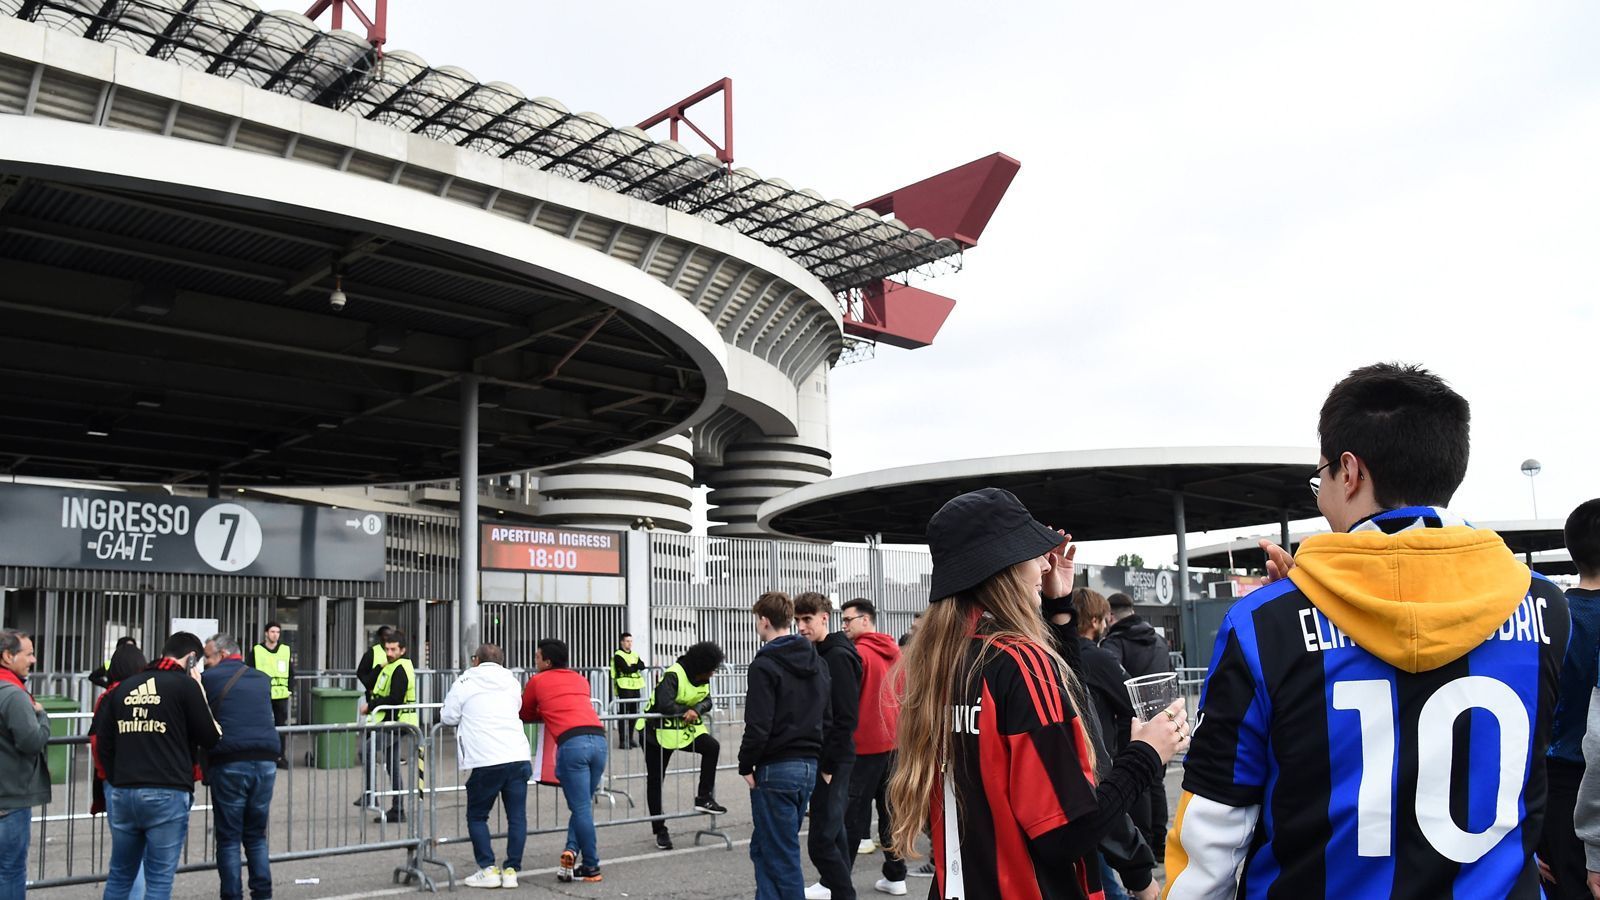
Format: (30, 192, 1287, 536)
(418, 710, 734, 889)
(26, 722, 433, 892)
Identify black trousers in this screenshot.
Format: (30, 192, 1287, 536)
(642, 730, 719, 834)
(1128, 776, 1170, 862)
(809, 761, 856, 899)
(847, 751, 905, 881)
(1540, 757, 1589, 899)
(615, 688, 641, 747)
(271, 697, 289, 761)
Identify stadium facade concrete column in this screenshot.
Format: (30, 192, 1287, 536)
(535, 434, 696, 532)
(703, 362, 832, 537)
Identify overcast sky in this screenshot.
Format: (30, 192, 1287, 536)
(393, 2, 1598, 564)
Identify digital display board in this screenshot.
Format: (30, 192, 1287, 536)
(480, 523, 624, 576)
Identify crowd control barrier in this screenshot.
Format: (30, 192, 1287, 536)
(26, 682, 757, 893)
(418, 710, 734, 889)
(25, 723, 434, 893)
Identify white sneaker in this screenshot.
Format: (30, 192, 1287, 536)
(874, 878, 908, 896)
(804, 884, 832, 900)
(500, 867, 517, 889)
(464, 867, 502, 889)
(858, 838, 876, 854)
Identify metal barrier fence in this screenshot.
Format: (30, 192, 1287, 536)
(648, 534, 931, 666)
(27, 722, 432, 892)
(25, 682, 749, 894)
(419, 710, 738, 889)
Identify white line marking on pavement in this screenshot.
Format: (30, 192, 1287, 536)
(518, 831, 789, 875)
(311, 831, 805, 897)
(305, 888, 415, 900)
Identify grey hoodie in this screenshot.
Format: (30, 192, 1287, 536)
(1573, 690, 1600, 868)
(0, 682, 51, 810)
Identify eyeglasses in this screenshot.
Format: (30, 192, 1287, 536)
(1309, 462, 1332, 498)
(840, 615, 865, 625)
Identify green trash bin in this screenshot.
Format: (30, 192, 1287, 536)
(36, 695, 80, 785)
(309, 687, 365, 770)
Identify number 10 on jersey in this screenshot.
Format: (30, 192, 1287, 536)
(1332, 676, 1529, 864)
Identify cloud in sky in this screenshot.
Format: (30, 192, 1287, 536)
(394, 2, 1599, 561)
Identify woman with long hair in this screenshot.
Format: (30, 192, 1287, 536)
(888, 488, 1188, 900)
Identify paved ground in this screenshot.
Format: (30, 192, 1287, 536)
(34, 751, 1185, 900)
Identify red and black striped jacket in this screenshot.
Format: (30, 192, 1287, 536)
(929, 633, 1162, 900)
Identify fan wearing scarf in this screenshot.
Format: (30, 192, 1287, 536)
(1165, 363, 1569, 899)
(0, 629, 50, 900)
(888, 488, 1189, 900)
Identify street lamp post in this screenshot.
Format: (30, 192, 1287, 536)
(1520, 458, 1542, 519)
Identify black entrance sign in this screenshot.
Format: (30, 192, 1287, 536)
(0, 484, 386, 581)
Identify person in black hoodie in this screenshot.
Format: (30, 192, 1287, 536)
(794, 591, 861, 900)
(1100, 594, 1172, 682)
(93, 631, 221, 900)
(1099, 592, 1173, 860)
(741, 591, 831, 900)
(1043, 594, 1157, 900)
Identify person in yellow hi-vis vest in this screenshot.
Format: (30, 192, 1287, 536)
(637, 640, 726, 850)
(359, 630, 414, 824)
(355, 625, 395, 700)
(610, 632, 645, 750)
(250, 622, 294, 767)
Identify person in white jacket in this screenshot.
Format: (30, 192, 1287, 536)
(441, 644, 533, 889)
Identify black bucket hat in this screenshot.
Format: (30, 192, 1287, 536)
(926, 487, 1063, 602)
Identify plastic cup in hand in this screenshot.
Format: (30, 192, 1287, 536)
(1125, 672, 1179, 722)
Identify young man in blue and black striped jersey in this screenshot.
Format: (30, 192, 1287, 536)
(1165, 363, 1569, 900)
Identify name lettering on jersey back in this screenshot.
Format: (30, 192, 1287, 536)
(1489, 593, 1550, 645)
(1301, 593, 1551, 655)
(1300, 607, 1354, 653)
(952, 696, 982, 735)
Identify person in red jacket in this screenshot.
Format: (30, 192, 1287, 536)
(519, 639, 607, 884)
(842, 597, 909, 893)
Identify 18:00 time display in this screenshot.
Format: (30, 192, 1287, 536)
(527, 548, 581, 570)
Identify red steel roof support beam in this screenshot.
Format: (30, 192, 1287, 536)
(304, 0, 387, 54)
(856, 152, 1020, 249)
(843, 280, 957, 350)
(637, 78, 735, 166)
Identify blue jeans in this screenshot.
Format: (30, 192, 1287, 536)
(465, 760, 530, 872)
(1098, 855, 1129, 900)
(103, 786, 192, 900)
(749, 758, 816, 900)
(556, 734, 607, 868)
(211, 761, 277, 900)
(0, 807, 29, 900)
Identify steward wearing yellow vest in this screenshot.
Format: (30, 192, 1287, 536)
(637, 640, 726, 849)
(361, 630, 413, 823)
(251, 622, 294, 767)
(610, 633, 645, 750)
(355, 625, 395, 705)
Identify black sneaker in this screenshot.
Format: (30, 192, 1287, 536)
(655, 832, 673, 851)
(574, 865, 602, 882)
(694, 797, 727, 815)
(380, 807, 405, 824)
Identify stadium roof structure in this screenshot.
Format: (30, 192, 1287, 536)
(1187, 519, 1573, 574)
(1, 0, 963, 293)
(757, 447, 1322, 544)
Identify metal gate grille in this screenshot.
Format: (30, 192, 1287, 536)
(648, 534, 932, 663)
(481, 602, 625, 686)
